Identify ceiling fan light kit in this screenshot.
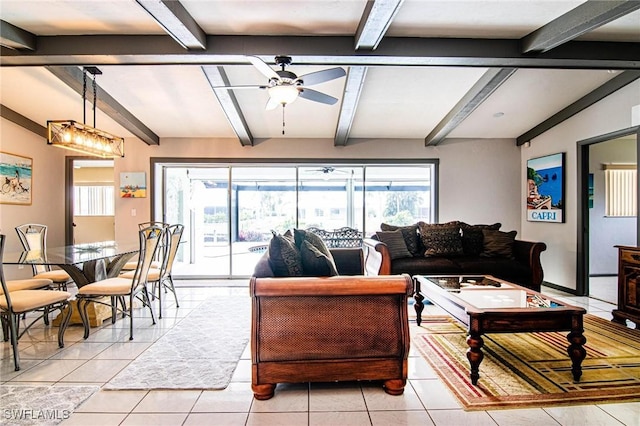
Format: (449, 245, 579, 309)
(267, 85, 299, 106)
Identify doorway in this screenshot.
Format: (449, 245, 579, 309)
(577, 127, 639, 300)
(65, 157, 115, 245)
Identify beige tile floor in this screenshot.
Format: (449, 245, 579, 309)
(1, 281, 639, 426)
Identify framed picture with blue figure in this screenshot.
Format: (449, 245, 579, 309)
(0, 151, 32, 205)
(526, 152, 565, 223)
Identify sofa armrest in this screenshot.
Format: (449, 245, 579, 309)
(513, 240, 547, 290)
(363, 238, 392, 275)
(251, 274, 412, 297)
(330, 247, 364, 275)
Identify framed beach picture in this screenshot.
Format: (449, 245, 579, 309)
(0, 151, 32, 205)
(526, 152, 565, 223)
(120, 172, 146, 198)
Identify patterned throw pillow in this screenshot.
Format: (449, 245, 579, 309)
(460, 222, 502, 256)
(481, 229, 517, 259)
(375, 231, 413, 260)
(267, 230, 303, 276)
(417, 221, 463, 257)
(294, 229, 338, 276)
(380, 223, 423, 257)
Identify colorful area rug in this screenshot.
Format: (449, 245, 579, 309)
(0, 385, 98, 426)
(104, 296, 250, 390)
(414, 314, 640, 411)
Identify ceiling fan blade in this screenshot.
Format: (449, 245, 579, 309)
(212, 85, 268, 90)
(247, 56, 280, 80)
(265, 97, 281, 110)
(297, 67, 346, 86)
(298, 88, 338, 105)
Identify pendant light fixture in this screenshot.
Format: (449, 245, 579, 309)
(47, 67, 124, 158)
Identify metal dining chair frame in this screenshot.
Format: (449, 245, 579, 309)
(76, 224, 164, 340)
(15, 223, 72, 290)
(0, 234, 73, 371)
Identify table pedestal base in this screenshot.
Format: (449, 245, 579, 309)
(52, 298, 112, 327)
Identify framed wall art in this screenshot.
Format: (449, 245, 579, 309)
(120, 172, 146, 198)
(0, 151, 33, 205)
(526, 152, 565, 223)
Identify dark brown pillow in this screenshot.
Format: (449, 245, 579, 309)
(418, 221, 463, 257)
(294, 228, 338, 276)
(380, 223, 423, 257)
(460, 222, 501, 256)
(267, 230, 303, 277)
(299, 240, 339, 276)
(375, 231, 413, 260)
(481, 229, 517, 259)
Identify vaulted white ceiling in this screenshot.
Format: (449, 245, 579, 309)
(1, 1, 638, 147)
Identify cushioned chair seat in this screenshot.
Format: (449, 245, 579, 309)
(122, 260, 160, 271)
(0, 289, 71, 312)
(120, 268, 161, 281)
(33, 270, 71, 283)
(0, 278, 52, 295)
(77, 277, 133, 296)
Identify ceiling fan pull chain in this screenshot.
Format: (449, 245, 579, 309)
(282, 105, 286, 135)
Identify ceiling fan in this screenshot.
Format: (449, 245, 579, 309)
(214, 55, 346, 110)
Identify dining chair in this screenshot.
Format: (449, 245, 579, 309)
(120, 221, 170, 271)
(76, 224, 164, 340)
(15, 223, 73, 290)
(121, 223, 183, 318)
(0, 234, 73, 371)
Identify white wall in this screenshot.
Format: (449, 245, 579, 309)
(521, 80, 640, 291)
(0, 119, 67, 279)
(114, 136, 522, 243)
(589, 137, 637, 275)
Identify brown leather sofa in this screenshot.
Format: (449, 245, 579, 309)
(363, 237, 547, 291)
(250, 274, 413, 400)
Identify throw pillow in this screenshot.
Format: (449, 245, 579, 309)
(267, 230, 303, 277)
(481, 229, 517, 259)
(380, 223, 423, 257)
(375, 231, 413, 260)
(418, 222, 464, 257)
(460, 222, 502, 256)
(299, 240, 339, 276)
(293, 228, 338, 276)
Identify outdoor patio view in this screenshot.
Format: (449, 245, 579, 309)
(158, 163, 435, 278)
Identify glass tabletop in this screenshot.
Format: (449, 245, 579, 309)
(422, 275, 564, 309)
(2, 241, 139, 266)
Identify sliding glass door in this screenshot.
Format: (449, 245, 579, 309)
(157, 161, 435, 279)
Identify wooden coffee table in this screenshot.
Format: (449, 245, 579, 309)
(413, 275, 587, 385)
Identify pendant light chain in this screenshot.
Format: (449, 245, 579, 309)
(92, 75, 97, 128)
(82, 69, 87, 125)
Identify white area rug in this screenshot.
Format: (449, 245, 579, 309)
(0, 385, 98, 426)
(105, 296, 250, 390)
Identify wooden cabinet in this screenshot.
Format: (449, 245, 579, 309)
(612, 245, 640, 329)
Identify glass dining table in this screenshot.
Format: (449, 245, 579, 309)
(2, 241, 139, 288)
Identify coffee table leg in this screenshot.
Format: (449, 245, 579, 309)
(567, 330, 587, 382)
(413, 278, 424, 326)
(466, 333, 484, 385)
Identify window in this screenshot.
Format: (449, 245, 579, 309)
(605, 165, 637, 217)
(74, 185, 114, 216)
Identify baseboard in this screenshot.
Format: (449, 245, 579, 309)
(542, 281, 578, 295)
